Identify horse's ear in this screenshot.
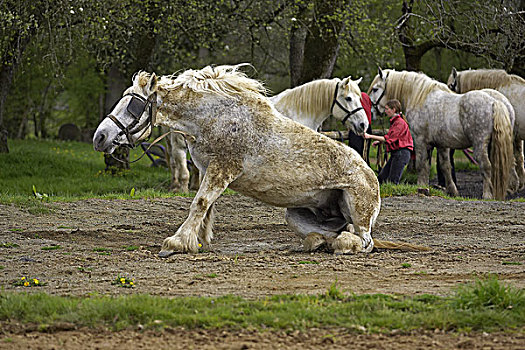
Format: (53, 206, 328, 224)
(147, 73, 158, 93)
(341, 77, 350, 86)
(354, 77, 363, 86)
(452, 67, 458, 78)
(378, 67, 384, 80)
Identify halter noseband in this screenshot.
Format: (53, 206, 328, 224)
(371, 73, 388, 115)
(330, 83, 364, 127)
(107, 92, 158, 148)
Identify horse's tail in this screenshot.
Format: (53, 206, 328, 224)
(373, 239, 430, 251)
(490, 100, 514, 200)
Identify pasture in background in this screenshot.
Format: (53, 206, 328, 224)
(0, 139, 176, 204)
(0, 138, 483, 204)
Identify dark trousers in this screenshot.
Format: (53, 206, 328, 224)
(378, 148, 411, 184)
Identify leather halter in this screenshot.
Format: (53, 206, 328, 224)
(329, 83, 364, 127)
(371, 73, 388, 115)
(107, 92, 157, 148)
(449, 73, 460, 93)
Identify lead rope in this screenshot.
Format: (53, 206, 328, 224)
(111, 130, 195, 164)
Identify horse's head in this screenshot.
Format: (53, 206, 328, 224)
(368, 67, 390, 119)
(331, 77, 369, 135)
(447, 67, 460, 92)
(93, 72, 159, 154)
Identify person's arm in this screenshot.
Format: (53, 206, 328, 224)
(364, 132, 385, 142)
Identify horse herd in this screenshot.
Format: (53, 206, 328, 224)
(92, 64, 524, 256)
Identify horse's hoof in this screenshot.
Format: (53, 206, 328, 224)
(158, 250, 175, 258)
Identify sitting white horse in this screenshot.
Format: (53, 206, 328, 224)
(93, 64, 428, 256)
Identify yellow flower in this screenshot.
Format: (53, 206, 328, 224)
(198, 243, 202, 247)
(130, 282, 134, 286)
(24, 282, 29, 287)
(120, 278, 125, 283)
(33, 279, 39, 285)
(21, 277, 26, 280)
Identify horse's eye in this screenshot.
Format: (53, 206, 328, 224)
(345, 96, 352, 102)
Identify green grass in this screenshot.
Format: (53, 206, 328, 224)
(0, 139, 184, 204)
(1, 139, 521, 204)
(0, 277, 522, 333)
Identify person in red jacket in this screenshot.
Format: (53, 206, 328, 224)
(364, 99, 413, 184)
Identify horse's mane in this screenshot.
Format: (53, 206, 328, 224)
(157, 64, 268, 99)
(370, 70, 451, 109)
(273, 78, 350, 116)
(458, 69, 525, 91)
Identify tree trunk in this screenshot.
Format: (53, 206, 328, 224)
(0, 32, 32, 153)
(0, 63, 15, 153)
(289, 0, 346, 87)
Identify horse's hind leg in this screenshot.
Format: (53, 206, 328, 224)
(437, 148, 459, 197)
(332, 187, 380, 254)
(285, 208, 341, 252)
(473, 140, 494, 199)
(515, 138, 525, 190)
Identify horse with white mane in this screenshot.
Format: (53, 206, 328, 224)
(368, 68, 514, 200)
(270, 76, 368, 134)
(164, 74, 369, 193)
(93, 64, 427, 256)
(447, 68, 525, 191)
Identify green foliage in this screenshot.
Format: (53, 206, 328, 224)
(0, 139, 176, 203)
(452, 276, 524, 311)
(0, 277, 522, 332)
(111, 275, 135, 288)
(12, 276, 45, 287)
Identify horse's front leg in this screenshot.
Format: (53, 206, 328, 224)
(159, 162, 240, 257)
(415, 140, 431, 187)
(437, 147, 459, 197)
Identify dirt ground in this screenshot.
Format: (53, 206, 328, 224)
(1, 170, 524, 349)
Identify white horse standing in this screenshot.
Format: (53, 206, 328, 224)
(368, 68, 514, 200)
(448, 68, 525, 191)
(161, 127, 189, 193)
(93, 64, 429, 256)
(270, 77, 368, 134)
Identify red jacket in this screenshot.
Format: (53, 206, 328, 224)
(384, 114, 413, 152)
(360, 92, 372, 125)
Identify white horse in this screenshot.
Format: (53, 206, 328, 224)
(93, 64, 428, 256)
(448, 68, 525, 191)
(368, 68, 514, 200)
(161, 127, 189, 193)
(164, 75, 369, 193)
(270, 77, 368, 134)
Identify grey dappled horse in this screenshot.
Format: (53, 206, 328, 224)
(368, 68, 513, 200)
(448, 68, 525, 191)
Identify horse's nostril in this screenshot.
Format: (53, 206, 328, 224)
(94, 132, 106, 147)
